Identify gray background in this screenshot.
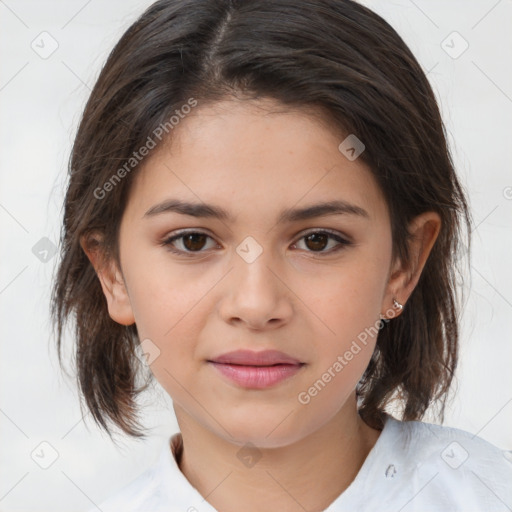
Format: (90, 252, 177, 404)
(1, 0, 511, 510)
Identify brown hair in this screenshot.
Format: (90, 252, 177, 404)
(51, 0, 472, 439)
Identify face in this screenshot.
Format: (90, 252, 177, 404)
(110, 98, 400, 448)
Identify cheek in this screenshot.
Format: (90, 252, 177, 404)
(122, 245, 212, 336)
(296, 253, 388, 334)
(293, 254, 387, 382)
(132, 283, 212, 402)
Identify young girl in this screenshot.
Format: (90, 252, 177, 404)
(51, 0, 512, 510)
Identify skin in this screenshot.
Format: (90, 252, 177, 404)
(82, 98, 441, 512)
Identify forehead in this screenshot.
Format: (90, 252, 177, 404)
(123, 98, 388, 226)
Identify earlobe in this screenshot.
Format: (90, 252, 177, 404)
(79, 233, 136, 326)
(381, 212, 441, 318)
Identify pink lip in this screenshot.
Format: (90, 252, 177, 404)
(207, 350, 305, 389)
(209, 349, 302, 366)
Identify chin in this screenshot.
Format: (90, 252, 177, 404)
(214, 414, 310, 450)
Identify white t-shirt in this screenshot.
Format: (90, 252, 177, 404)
(90, 415, 512, 511)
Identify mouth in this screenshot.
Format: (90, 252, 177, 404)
(208, 349, 304, 367)
(206, 351, 306, 389)
(207, 361, 305, 367)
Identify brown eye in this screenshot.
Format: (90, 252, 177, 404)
(162, 229, 351, 257)
(162, 231, 217, 255)
(304, 232, 329, 251)
(293, 230, 351, 255)
(182, 233, 208, 251)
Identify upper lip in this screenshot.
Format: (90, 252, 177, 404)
(208, 350, 303, 366)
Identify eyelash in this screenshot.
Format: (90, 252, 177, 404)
(160, 229, 352, 257)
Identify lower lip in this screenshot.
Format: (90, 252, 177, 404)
(208, 362, 304, 389)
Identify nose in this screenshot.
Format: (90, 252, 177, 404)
(218, 248, 293, 331)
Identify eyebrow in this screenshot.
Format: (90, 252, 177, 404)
(143, 199, 369, 223)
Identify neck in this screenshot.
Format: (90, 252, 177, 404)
(173, 395, 381, 512)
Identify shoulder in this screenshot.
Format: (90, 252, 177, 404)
(86, 440, 171, 512)
(87, 466, 161, 512)
(393, 417, 511, 474)
(368, 415, 512, 511)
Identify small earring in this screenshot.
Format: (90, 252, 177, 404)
(393, 298, 403, 310)
(380, 298, 403, 322)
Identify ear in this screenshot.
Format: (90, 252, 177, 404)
(381, 211, 441, 318)
(80, 232, 135, 326)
